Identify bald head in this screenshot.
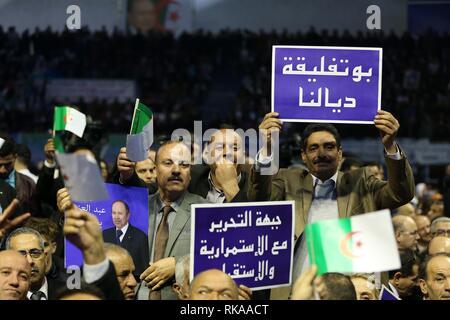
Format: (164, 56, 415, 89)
(0, 250, 31, 300)
(189, 269, 239, 300)
(428, 236, 450, 255)
(414, 215, 432, 243)
(396, 204, 416, 217)
(104, 244, 137, 300)
(393, 215, 420, 250)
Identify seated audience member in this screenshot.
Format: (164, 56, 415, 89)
(396, 203, 416, 217)
(14, 143, 38, 184)
(23, 217, 66, 281)
(170, 255, 252, 301)
(413, 215, 432, 255)
(366, 161, 384, 180)
(0, 250, 31, 300)
(419, 253, 450, 300)
(427, 201, 444, 222)
(428, 236, 450, 255)
(318, 273, 357, 300)
(339, 157, 364, 173)
(56, 283, 105, 300)
(350, 273, 378, 300)
(5, 227, 65, 300)
(104, 243, 138, 300)
(392, 215, 420, 252)
(431, 217, 450, 238)
(388, 249, 420, 300)
(0, 134, 38, 214)
(187, 269, 239, 300)
(115, 148, 157, 194)
(172, 255, 190, 300)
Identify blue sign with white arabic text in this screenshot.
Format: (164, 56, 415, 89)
(191, 201, 294, 290)
(272, 46, 382, 124)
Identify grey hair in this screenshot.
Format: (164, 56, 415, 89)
(175, 255, 190, 285)
(430, 217, 450, 234)
(5, 227, 46, 250)
(104, 243, 132, 258)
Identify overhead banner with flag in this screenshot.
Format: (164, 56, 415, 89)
(126, 99, 154, 162)
(126, 0, 193, 36)
(306, 209, 400, 275)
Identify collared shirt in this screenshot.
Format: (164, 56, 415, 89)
(293, 172, 340, 280)
(27, 277, 48, 300)
(116, 223, 129, 243)
(149, 193, 185, 262)
(4, 169, 15, 189)
(16, 168, 38, 184)
(206, 171, 242, 203)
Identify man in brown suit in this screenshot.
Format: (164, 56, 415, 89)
(249, 110, 415, 299)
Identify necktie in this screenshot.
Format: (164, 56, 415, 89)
(30, 291, 46, 300)
(149, 205, 172, 300)
(116, 229, 123, 244)
(314, 179, 335, 199)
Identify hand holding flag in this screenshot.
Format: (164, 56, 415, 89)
(126, 99, 154, 162)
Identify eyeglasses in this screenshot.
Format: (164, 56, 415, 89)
(0, 160, 14, 169)
(17, 249, 44, 259)
(434, 229, 450, 237)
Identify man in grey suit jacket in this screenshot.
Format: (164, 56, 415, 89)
(139, 141, 208, 300)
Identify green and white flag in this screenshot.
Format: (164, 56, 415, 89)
(0, 137, 4, 149)
(306, 209, 400, 275)
(53, 106, 87, 138)
(126, 99, 154, 162)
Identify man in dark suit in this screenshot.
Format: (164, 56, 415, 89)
(189, 126, 251, 203)
(102, 199, 149, 276)
(250, 110, 415, 299)
(0, 135, 39, 215)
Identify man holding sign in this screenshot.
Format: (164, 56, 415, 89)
(249, 109, 414, 299)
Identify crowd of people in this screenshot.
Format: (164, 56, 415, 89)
(0, 26, 449, 139)
(0, 105, 449, 301)
(0, 25, 449, 302)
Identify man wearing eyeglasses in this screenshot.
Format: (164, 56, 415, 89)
(431, 217, 450, 238)
(0, 135, 38, 214)
(392, 215, 420, 253)
(5, 227, 65, 300)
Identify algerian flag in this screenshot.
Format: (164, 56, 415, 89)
(53, 106, 87, 138)
(55, 152, 108, 202)
(126, 99, 153, 162)
(306, 209, 400, 275)
(0, 137, 4, 149)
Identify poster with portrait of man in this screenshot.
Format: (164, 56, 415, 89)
(65, 183, 149, 275)
(126, 0, 192, 35)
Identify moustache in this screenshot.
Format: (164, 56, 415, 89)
(168, 176, 183, 182)
(313, 157, 332, 165)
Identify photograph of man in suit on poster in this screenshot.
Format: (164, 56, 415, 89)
(102, 200, 149, 277)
